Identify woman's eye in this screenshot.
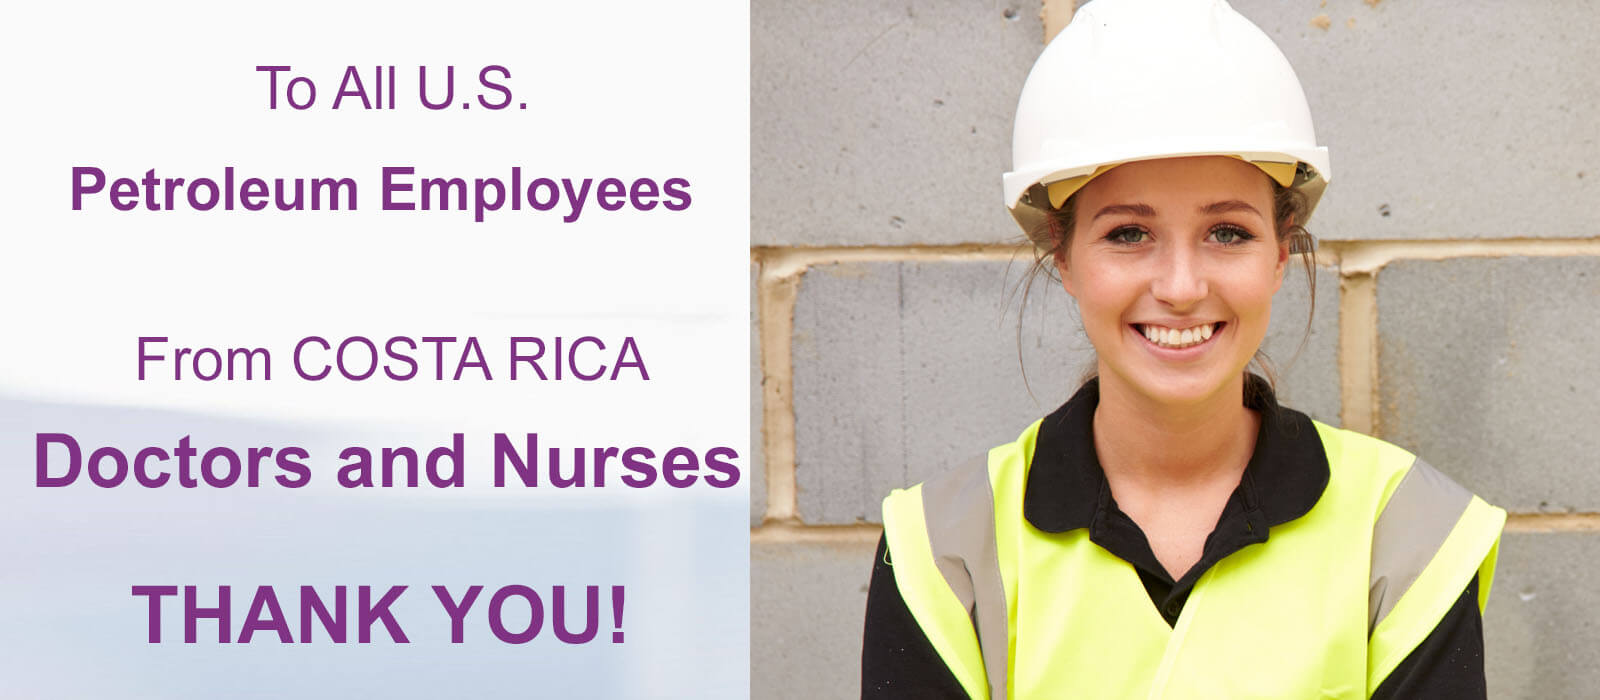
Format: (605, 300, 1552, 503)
(1209, 225, 1255, 245)
(1107, 226, 1148, 244)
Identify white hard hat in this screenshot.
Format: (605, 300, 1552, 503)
(1004, 0, 1331, 238)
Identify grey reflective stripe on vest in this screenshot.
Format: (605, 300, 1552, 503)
(921, 456, 1009, 700)
(1368, 456, 1473, 632)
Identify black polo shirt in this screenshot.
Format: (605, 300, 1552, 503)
(861, 376, 1486, 699)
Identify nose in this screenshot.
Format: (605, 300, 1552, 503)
(1150, 244, 1208, 310)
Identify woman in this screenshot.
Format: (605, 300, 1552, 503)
(860, 1, 1505, 698)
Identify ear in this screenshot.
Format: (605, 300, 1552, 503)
(1272, 220, 1293, 293)
(1055, 251, 1078, 299)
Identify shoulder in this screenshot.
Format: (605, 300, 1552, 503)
(879, 416, 1049, 579)
(1306, 420, 1505, 551)
(883, 417, 1045, 512)
(1308, 420, 1415, 475)
(1308, 419, 1435, 509)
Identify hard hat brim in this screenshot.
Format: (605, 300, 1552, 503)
(1044, 157, 1299, 209)
(1004, 146, 1331, 239)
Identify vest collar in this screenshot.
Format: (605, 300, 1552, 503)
(1023, 374, 1331, 535)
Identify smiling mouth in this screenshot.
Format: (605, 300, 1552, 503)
(1133, 322, 1225, 350)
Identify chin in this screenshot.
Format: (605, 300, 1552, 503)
(1106, 361, 1243, 408)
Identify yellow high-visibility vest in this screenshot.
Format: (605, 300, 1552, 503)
(881, 419, 1504, 700)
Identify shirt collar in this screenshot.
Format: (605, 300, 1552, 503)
(1023, 374, 1330, 534)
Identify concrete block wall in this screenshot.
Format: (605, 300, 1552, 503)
(752, 1, 1600, 697)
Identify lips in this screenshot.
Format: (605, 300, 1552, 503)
(1133, 322, 1225, 349)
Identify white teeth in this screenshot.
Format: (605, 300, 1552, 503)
(1140, 323, 1217, 349)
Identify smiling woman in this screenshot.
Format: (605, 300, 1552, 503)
(1035, 159, 1319, 396)
(1060, 157, 1287, 413)
(860, 1, 1506, 698)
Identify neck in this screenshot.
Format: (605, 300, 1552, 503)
(1091, 370, 1259, 490)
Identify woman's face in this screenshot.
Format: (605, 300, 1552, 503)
(1057, 156, 1289, 408)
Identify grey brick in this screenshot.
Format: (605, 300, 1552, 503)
(1236, 0, 1600, 240)
(1377, 257, 1600, 512)
(752, 537, 877, 700)
(753, 0, 1043, 246)
(756, 0, 1600, 245)
(1486, 532, 1600, 699)
(793, 258, 1342, 524)
(752, 263, 767, 526)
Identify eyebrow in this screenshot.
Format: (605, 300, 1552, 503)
(1199, 200, 1264, 217)
(1089, 200, 1264, 221)
(1089, 203, 1156, 221)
